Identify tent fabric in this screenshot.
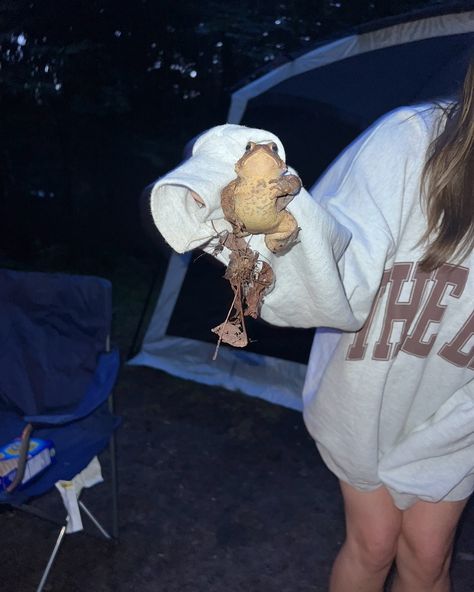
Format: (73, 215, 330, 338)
(130, 251, 312, 410)
(132, 6, 474, 410)
(232, 19, 474, 188)
(228, 9, 474, 125)
(134, 337, 307, 411)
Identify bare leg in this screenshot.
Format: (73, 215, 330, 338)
(329, 481, 402, 592)
(392, 497, 468, 592)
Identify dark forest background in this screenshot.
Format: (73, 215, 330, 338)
(0, 0, 463, 267)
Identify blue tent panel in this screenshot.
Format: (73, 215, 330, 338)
(243, 33, 474, 186)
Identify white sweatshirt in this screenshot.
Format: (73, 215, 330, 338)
(149, 105, 474, 509)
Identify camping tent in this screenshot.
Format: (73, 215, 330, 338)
(130, 4, 474, 411)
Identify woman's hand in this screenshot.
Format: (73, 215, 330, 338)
(191, 190, 205, 206)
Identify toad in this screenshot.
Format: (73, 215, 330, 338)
(221, 141, 302, 253)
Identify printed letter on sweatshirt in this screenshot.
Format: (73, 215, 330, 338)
(402, 264, 468, 358)
(373, 263, 430, 361)
(438, 309, 474, 369)
(346, 270, 391, 361)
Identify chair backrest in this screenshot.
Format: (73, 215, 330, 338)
(0, 269, 112, 417)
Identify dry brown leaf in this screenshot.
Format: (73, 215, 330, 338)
(212, 232, 275, 359)
(221, 232, 248, 252)
(211, 320, 248, 348)
(245, 261, 274, 319)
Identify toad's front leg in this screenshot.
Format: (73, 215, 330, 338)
(264, 210, 300, 253)
(270, 174, 302, 211)
(274, 174, 301, 195)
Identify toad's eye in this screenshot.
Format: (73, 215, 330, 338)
(271, 143, 278, 152)
(245, 142, 252, 151)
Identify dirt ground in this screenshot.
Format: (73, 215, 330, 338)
(1, 256, 474, 591)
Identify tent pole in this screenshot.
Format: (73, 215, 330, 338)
(127, 265, 162, 360)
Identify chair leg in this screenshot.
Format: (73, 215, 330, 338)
(33, 491, 114, 592)
(36, 524, 67, 592)
(108, 396, 119, 539)
(110, 434, 119, 539)
(78, 500, 112, 540)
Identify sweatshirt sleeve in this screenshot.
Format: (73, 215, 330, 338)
(148, 109, 426, 332)
(259, 107, 427, 330)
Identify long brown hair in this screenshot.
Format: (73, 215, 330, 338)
(419, 60, 474, 272)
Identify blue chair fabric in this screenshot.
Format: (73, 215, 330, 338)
(0, 268, 120, 504)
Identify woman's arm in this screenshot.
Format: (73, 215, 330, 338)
(149, 108, 426, 331)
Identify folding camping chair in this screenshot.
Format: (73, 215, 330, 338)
(0, 268, 121, 592)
